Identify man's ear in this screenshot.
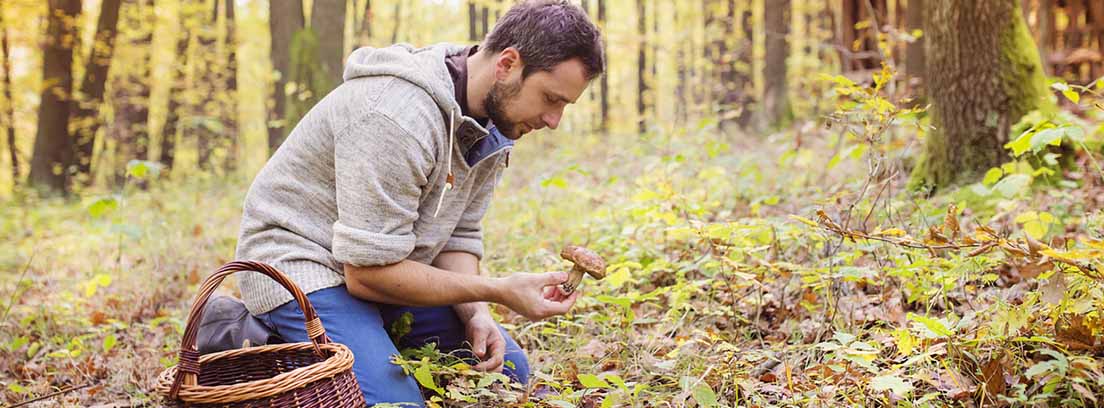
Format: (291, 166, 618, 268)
(494, 47, 523, 81)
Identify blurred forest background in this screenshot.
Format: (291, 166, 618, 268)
(2, 0, 1104, 406)
(3, 0, 1099, 195)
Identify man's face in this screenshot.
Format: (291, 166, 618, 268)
(484, 54, 589, 140)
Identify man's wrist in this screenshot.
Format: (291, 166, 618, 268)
(453, 301, 492, 322)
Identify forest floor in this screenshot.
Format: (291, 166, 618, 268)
(2, 80, 1104, 407)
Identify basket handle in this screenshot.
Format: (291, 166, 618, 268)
(169, 261, 330, 399)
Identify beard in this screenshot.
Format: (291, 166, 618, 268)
(483, 78, 524, 140)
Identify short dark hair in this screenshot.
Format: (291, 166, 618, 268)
(483, 0, 605, 80)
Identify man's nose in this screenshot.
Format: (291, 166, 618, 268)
(542, 110, 563, 130)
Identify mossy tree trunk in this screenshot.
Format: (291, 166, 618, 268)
(72, 0, 122, 183)
(762, 0, 792, 130)
(912, 0, 1050, 190)
(29, 0, 81, 193)
(267, 0, 304, 153)
(284, 29, 331, 137)
(311, 0, 346, 89)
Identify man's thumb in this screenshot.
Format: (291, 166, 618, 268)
(472, 337, 486, 357)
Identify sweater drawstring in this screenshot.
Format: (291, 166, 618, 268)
(433, 110, 455, 218)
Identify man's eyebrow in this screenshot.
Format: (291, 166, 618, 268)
(548, 91, 575, 104)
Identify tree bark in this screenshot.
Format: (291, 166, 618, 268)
(481, 6, 490, 38)
(356, 0, 372, 47)
(195, 1, 218, 170)
(73, 0, 123, 181)
(912, 0, 1050, 189)
(718, 0, 752, 129)
(636, 0, 647, 133)
(762, 0, 792, 129)
(469, 1, 479, 41)
(650, 0, 658, 121)
(223, 0, 239, 170)
(1037, 0, 1053, 75)
(161, 0, 200, 170)
(109, 0, 153, 185)
(267, 0, 304, 153)
(312, 0, 347, 89)
(735, 3, 754, 128)
(598, 0, 609, 132)
(30, 0, 82, 193)
(390, 1, 401, 43)
(1, 9, 18, 184)
(674, 1, 687, 124)
(905, 0, 926, 87)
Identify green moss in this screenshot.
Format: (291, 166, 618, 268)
(911, 0, 1053, 192)
(1000, 0, 1054, 120)
(284, 29, 334, 136)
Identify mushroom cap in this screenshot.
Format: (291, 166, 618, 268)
(560, 245, 607, 279)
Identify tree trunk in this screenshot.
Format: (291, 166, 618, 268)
(161, 1, 200, 170)
(223, 0, 239, 170)
(357, 0, 372, 46)
(195, 1, 218, 171)
(390, 2, 402, 43)
(912, 0, 1050, 189)
(285, 29, 331, 140)
(469, 1, 479, 41)
(735, 3, 754, 128)
(598, 0, 609, 132)
(905, 0, 926, 87)
(704, 1, 716, 111)
(267, 0, 304, 153)
(674, 1, 687, 124)
(73, 0, 123, 182)
(719, 0, 752, 129)
(130, 0, 153, 162)
(30, 0, 82, 193)
(312, 0, 346, 89)
(650, 0, 658, 122)
(636, 0, 647, 133)
(110, 0, 153, 185)
(762, 0, 792, 129)
(481, 6, 490, 38)
(1, 10, 18, 184)
(1037, 0, 1053, 75)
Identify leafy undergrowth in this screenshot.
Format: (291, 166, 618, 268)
(2, 78, 1104, 407)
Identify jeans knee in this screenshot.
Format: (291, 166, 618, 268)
(504, 349, 530, 385)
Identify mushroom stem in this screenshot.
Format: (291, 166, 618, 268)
(561, 265, 586, 294)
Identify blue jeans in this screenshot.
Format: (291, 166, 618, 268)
(260, 285, 529, 407)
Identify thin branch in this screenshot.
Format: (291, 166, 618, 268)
(9, 383, 92, 408)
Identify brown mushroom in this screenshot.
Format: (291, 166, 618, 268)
(559, 245, 607, 294)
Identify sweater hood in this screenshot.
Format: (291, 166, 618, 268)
(343, 43, 468, 128)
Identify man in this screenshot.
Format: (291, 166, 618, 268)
(221, 0, 604, 405)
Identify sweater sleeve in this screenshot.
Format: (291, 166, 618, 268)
(440, 162, 503, 259)
(331, 111, 435, 267)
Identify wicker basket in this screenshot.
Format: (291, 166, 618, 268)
(155, 261, 366, 407)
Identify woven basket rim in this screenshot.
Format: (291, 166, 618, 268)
(155, 341, 355, 404)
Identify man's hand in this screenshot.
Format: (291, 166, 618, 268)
(464, 314, 506, 372)
(496, 272, 581, 321)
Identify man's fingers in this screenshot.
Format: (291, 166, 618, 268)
(542, 272, 568, 286)
(558, 291, 581, 312)
(471, 333, 487, 358)
(473, 335, 505, 372)
(541, 290, 580, 317)
(544, 286, 562, 302)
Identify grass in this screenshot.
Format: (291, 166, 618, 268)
(2, 103, 1104, 406)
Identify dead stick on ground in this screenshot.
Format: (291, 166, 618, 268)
(9, 383, 92, 408)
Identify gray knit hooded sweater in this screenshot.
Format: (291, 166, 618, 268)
(235, 43, 512, 315)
